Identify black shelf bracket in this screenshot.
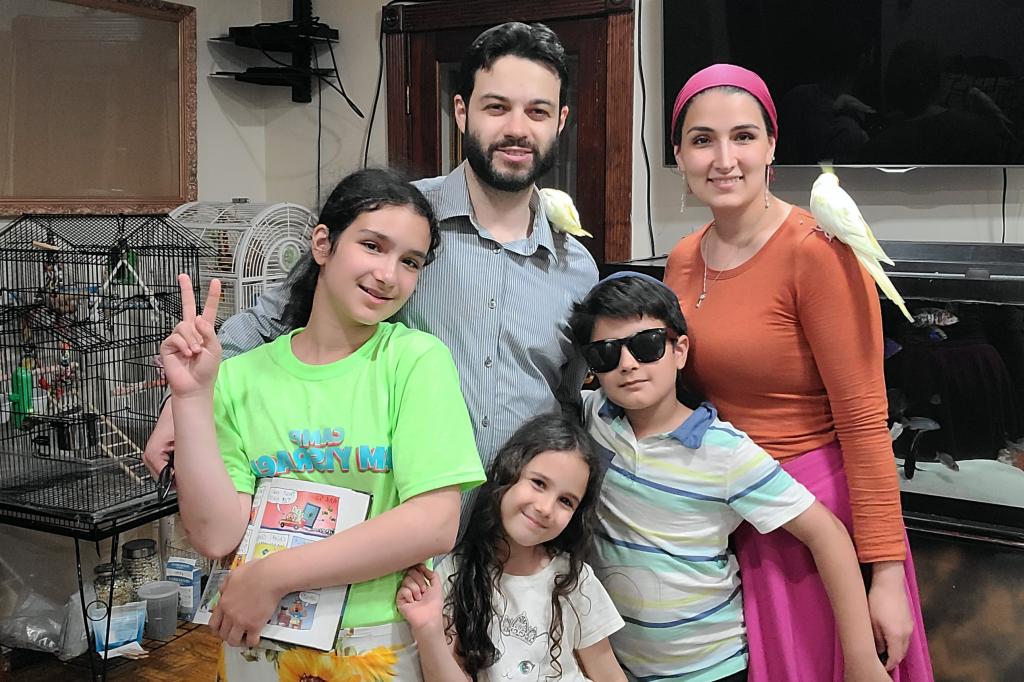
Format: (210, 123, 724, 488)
(213, 0, 339, 103)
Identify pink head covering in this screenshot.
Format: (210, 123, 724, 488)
(670, 64, 778, 144)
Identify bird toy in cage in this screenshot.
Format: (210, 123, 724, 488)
(8, 353, 36, 430)
(37, 251, 79, 317)
(32, 342, 81, 412)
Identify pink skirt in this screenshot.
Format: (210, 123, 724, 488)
(734, 441, 934, 681)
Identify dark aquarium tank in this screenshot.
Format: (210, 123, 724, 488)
(878, 242, 1024, 537)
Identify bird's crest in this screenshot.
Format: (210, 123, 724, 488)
(813, 162, 839, 189)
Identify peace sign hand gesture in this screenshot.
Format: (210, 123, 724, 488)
(160, 274, 222, 399)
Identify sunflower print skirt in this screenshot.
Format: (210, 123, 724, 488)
(216, 621, 421, 682)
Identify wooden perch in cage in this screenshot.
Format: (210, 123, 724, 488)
(112, 376, 168, 396)
(30, 361, 80, 378)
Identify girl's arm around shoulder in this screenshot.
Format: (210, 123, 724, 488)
(397, 564, 472, 682)
(782, 502, 891, 681)
(574, 561, 627, 680)
(577, 638, 627, 682)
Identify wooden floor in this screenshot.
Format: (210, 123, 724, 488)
(7, 623, 219, 681)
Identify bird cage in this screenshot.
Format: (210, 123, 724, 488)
(0, 214, 213, 514)
(169, 201, 315, 327)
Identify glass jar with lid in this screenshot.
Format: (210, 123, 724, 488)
(122, 538, 162, 596)
(93, 562, 133, 607)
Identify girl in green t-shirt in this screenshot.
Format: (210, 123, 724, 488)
(160, 168, 483, 680)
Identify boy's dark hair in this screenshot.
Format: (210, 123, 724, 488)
(446, 413, 604, 680)
(569, 274, 703, 408)
(457, 21, 569, 108)
(282, 168, 440, 328)
(568, 275, 688, 347)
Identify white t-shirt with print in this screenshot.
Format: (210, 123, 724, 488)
(437, 553, 624, 681)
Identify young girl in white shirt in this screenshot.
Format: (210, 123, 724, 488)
(397, 414, 626, 681)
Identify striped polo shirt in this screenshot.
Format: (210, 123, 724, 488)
(218, 163, 598, 469)
(584, 390, 815, 682)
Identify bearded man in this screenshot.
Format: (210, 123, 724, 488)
(144, 21, 597, 480)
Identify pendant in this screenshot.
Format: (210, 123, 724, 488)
(695, 291, 706, 308)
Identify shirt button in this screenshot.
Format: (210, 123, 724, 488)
(488, 299, 496, 309)
(492, 246, 501, 254)
(481, 416, 490, 428)
(484, 357, 493, 368)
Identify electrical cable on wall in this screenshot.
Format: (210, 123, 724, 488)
(314, 47, 323, 212)
(364, 0, 463, 169)
(364, 0, 418, 169)
(363, 13, 388, 169)
(250, 20, 364, 118)
(248, 16, 369, 211)
(1002, 166, 1008, 243)
(636, 0, 656, 257)
(325, 31, 364, 118)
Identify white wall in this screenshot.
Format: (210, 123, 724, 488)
(197, 0, 270, 203)
(260, 0, 387, 211)
(629, 0, 1024, 259)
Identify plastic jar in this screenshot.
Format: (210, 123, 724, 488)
(93, 563, 134, 607)
(122, 539, 162, 597)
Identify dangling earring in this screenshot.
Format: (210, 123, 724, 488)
(679, 190, 687, 213)
(764, 163, 772, 209)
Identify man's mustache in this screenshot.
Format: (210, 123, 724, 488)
(488, 137, 538, 154)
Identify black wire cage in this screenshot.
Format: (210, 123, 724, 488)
(0, 214, 214, 525)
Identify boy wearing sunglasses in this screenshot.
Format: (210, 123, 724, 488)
(567, 272, 887, 682)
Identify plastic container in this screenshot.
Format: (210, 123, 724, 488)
(137, 580, 179, 640)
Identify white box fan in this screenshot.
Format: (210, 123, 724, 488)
(169, 201, 316, 326)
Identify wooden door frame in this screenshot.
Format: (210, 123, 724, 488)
(383, 0, 634, 263)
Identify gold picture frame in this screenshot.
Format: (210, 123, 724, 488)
(0, 0, 197, 215)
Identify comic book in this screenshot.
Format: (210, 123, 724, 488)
(193, 478, 372, 651)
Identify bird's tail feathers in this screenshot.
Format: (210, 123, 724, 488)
(855, 251, 913, 322)
(862, 221, 895, 266)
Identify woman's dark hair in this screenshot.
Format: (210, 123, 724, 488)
(457, 21, 569, 108)
(672, 84, 776, 145)
(446, 413, 604, 680)
(568, 275, 687, 348)
(281, 168, 440, 328)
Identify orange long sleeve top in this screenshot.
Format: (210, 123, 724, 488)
(664, 206, 906, 563)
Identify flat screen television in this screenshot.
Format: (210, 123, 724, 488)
(662, 0, 1024, 167)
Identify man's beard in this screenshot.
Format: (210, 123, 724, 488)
(462, 129, 559, 193)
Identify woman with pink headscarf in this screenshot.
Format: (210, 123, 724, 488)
(662, 65, 933, 681)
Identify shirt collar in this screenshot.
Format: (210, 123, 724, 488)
(435, 162, 558, 262)
(598, 396, 719, 449)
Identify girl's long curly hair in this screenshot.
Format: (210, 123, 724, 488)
(445, 413, 604, 680)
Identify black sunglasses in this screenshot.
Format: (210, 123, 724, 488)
(582, 327, 676, 373)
